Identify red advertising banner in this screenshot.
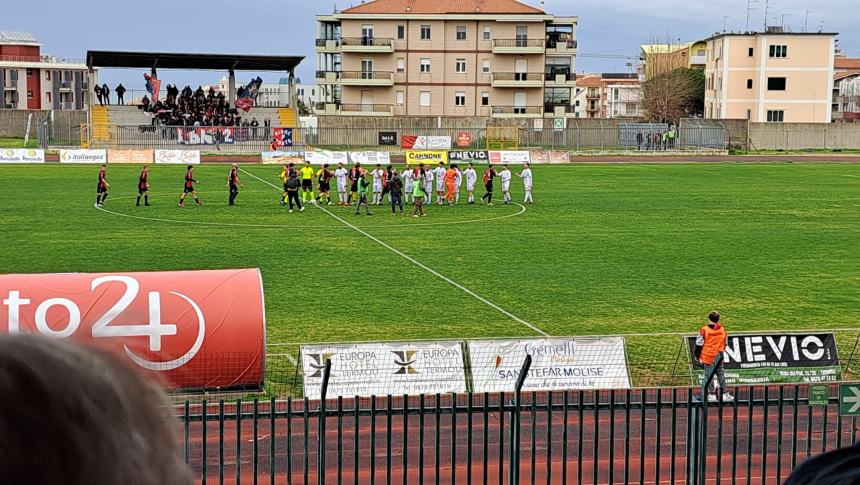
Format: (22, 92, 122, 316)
(456, 131, 472, 147)
(0, 269, 266, 391)
(401, 135, 418, 149)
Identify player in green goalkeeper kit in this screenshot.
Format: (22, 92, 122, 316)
(354, 170, 373, 216)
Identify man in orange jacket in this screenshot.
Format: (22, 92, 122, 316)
(694, 311, 734, 402)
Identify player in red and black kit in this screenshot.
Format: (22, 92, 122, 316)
(316, 163, 334, 205)
(226, 163, 245, 206)
(178, 165, 203, 207)
(95, 164, 110, 207)
(136, 165, 151, 207)
(481, 164, 497, 206)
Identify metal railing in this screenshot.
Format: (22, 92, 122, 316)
(341, 37, 394, 47)
(177, 381, 858, 484)
(340, 103, 393, 113)
(493, 38, 545, 48)
(316, 38, 340, 47)
(492, 106, 543, 115)
(546, 38, 578, 49)
(491, 72, 544, 82)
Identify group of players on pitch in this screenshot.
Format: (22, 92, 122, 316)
(94, 160, 535, 217)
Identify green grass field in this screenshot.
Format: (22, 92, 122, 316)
(1, 162, 858, 391)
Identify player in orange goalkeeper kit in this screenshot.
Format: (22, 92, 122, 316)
(444, 164, 459, 205)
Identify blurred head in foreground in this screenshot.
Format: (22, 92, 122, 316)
(0, 335, 190, 485)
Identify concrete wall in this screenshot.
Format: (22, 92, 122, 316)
(749, 122, 860, 150)
(0, 109, 86, 137)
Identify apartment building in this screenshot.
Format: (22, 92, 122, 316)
(0, 31, 92, 110)
(315, 0, 578, 118)
(640, 41, 707, 79)
(832, 57, 860, 122)
(572, 73, 642, 119)
(704, 30, 836, 123)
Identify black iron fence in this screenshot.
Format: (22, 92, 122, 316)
(178, 383, 857, 484)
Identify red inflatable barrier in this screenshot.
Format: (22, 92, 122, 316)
(0, 269, 266, 391)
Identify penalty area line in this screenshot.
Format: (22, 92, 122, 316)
(239, 167, 550, 337)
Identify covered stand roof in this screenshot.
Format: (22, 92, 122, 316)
(86, 51, 304, 72)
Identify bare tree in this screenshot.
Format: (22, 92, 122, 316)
(640, 35, 705, 122)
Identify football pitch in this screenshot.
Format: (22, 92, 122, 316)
(1, 162, 858, 388)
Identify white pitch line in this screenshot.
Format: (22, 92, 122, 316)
(240, 167, 549, 337)
(268, 352, 298, 366)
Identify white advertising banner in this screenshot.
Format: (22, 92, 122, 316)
(59, 149, 107, 164)
(348, 151, 391, 165)
(412, 136, 452, 150)
(489, 151, 531, 164)
(301, 341, 467, 399)
(468, 338, 631, 392)
(305, 150, 349, 165)
(154, 150, 201, 165)
(0, 148, 45, 163)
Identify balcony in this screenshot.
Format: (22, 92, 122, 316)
(545, 38, 578, 53)
(690, 55, 707, 66)
(491, 72, 544, 88)
(340, 37, 394, 54)
(492, 38, 545, 54)
(491, 105, 543, 118)
(339, 71, 394, 87)
(3, 79, 17, 89)
(544, 103, 572, 116)
(315, 70, 341, 84)
(340, 103, 393, 116)
(315, 38, 341, 52)
(59, 81, 72, 91)
(544, 72, 576, 85)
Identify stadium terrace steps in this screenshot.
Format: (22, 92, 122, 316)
(91, 105, 110, 142)
(278, 108, 297, 128)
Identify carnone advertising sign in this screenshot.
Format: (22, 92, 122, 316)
(686, 332, 842, 385)
(0, 269, 266, 391)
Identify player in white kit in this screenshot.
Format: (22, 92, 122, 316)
(371, 164, 384, 205)
(334, 162, 349, 206)
(434, 162, 447, 205)
(464, 162, 478, 204)
(517, 162, 533, 204)
(454, 166, 463, 204)
(402, 163, 414, 204)
(423, 165, 434, 202)
(499, 164, 513, 205)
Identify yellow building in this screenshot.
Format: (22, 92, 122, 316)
(704, 31, 836, 123)
(640, 41, 707, 79)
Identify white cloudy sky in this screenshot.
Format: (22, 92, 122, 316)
(5, 0, 856, 87)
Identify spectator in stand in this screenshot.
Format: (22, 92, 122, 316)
(115, 83, 126, 105)
(101, 83, 110, 105)
(94, 85, 103, 106)
(250, 117, 259, 140)
(636, 131, 643, 151)
(140, 94, 150, 110)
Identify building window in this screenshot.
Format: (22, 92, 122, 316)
(455, 59, 466, 73)
(613, 89, 619, 100)
(27, 90, 33, 99)
(481, 92, 489, 106)
(747, 79, 753, 89)
(420, 58, 431, 73)
(396, 91, 404, 105)
(455, 91, 466, 106)
(46, 92, 51, 103)
(397, 25, 405, 39)
(26, 68, 33, 76)
(396, 58, 405, 73)
(419, 91, 431, 107)
(482, 60, 490, 74)
(769, 45, 788, 58)
(746, 109, 751, 119)
(767, 110, 785, 122)
(483, 27, 491, 40)
(696, 49, 705, 57)
(420, 25, 431, 40)
(45, 71, 51, 81)
(456, 26, 467, 40)
(748, 47, 754, 57)
(767, 77, 786, 91)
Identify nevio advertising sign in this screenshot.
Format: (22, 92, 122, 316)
(0, 269, 266, 391)
(448, 150, 489, 162)
(469, 338, 632, 392)
(301, 341, 467, 399)
(686, 333, 842, 385)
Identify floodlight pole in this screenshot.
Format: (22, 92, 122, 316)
(508, 354, 532, 485)
(318, 358, 332, 485)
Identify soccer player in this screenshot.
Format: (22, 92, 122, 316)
(389, 168, 404, 215)
(316, 163, 334, 205)
(434, 162, 447, 205)
(402, 163, 413, 204)
(300, 161, 315, 204)
(334, 162, 349, 206)
(95, 164, 110, 207)
(348, 163, 362, 204)
(354, 170, 373, 216)
(226, 163, 244, 206)
(464, 162, 478, 204)
(481, 164, 497, 205)
(454, 165, 463, 204)
(499, 164, 513, 205)
(284, 171, 304, 213)
(423, 164, 434, 204)
(371, 164, 384, 205)
(178, 165, 202, 207)
(381, 164, 394, 205)
(278, 163, 295, 205)
(517, 162, 533, 204)
(411, 164, 427, 218)
(136, 165, 150, 207)
(444, 163, 458, 206)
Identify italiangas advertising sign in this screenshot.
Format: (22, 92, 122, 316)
(686, 333, 842, 385)
(301, 341, 467, 399)
(0, 269, 266, 391)
(469, 338, 631, 392)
